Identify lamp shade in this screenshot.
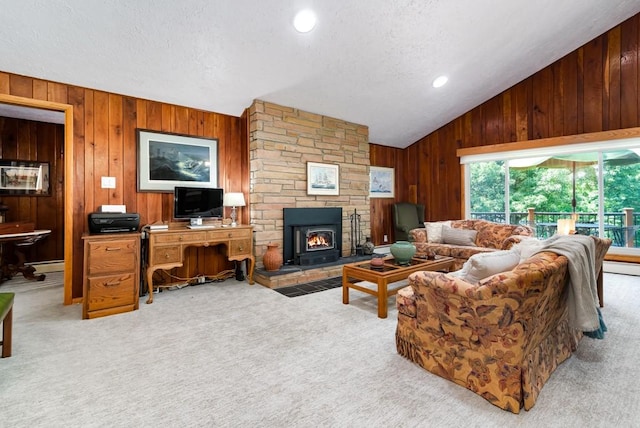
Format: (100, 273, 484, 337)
(223, 192, 246, 207)
(557, 218, 575, 235)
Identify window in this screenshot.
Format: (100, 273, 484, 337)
(461, 138, 640, 254)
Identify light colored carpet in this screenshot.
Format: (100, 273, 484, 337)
(1, 271, 639, 427)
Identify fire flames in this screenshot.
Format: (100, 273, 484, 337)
(307, 234, 331, 248)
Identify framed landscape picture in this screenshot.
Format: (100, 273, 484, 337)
(137, 129, 218, 192)
(0, 160, 50, 196)
(307, 162, 339, 196)
(369, 166, 395, 198)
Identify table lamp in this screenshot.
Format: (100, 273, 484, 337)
(223, 192, 246, 227)
(557, 218, 576, 235)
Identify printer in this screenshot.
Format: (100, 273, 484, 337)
(89, 212, 140, 234)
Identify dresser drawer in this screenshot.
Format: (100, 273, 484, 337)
(151, 245, 182, 264)
(229, 239, 251, 256)
(87, 239, 138, 275)
(86, 273, 137, 311)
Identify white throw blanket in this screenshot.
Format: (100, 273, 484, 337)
(536, 234, 601, 333)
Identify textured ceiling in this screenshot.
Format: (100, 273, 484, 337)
(1, 1, 640, 148)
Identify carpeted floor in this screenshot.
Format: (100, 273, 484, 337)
(1, 270, 640, 427)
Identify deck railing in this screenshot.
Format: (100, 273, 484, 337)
(470, 209, 639, 247)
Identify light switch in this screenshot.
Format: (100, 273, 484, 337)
(101, 176, 116, 189)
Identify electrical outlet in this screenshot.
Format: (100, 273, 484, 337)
(383, 234, 388, 242)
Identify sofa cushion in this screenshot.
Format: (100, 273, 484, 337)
(442, 226, 477, 246)
(514, 237, 546, 261)
(425, 221, 452, 243)
(452, 248, 521, 283)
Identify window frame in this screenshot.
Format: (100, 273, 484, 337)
(457, 128, 640, 258)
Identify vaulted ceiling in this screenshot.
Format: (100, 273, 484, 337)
(1, 1, 640, 148)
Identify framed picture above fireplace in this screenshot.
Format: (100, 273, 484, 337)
(307, 162, 339, 196)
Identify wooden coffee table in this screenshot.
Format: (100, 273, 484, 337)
(342, 256, 454, 318)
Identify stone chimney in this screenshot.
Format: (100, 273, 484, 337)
(248, 99, 371, 268)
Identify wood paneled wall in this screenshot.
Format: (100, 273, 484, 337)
(3, 11, 640, 287)
(0, 72, 248, 300)
(389, 13, 640, 224)
(0, 117, 64, 262)
(369, 143, 405, 245)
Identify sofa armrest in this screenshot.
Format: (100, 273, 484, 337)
(501, 235, 531, 250)
(409, 270, 487, 299)
(408, 270, 528, 356)
(410, 228, 427, 243)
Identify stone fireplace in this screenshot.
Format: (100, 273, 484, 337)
(248, 99, 371, 287)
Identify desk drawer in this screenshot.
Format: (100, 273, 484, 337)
(207, 228, 251, 241)
(86, 273, 136, 311)
(229, 239, 251, 256)
(153, 231, 207, 244)
(151, 245, 182, 264)
(87, 239, 138, 275)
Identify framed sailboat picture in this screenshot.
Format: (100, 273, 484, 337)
(369, 166, 395, 198)
(306, 162, 339, 196)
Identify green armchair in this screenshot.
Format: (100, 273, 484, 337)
(393, 202, 425, 241)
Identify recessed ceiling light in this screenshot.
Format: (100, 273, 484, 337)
(294, 10, 316, 33)
(432, 75, 448, 88)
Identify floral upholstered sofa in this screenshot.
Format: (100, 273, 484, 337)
(395, 236, 612, 413)
(410, 219, 535, 271)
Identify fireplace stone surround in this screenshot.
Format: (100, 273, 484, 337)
(248, 100, 371, 288)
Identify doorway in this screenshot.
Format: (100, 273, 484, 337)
(0, 94, 74, 304)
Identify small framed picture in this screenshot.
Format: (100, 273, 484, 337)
(369, 166, 395, 198)
(0, 160, 50, 196)
(307, 162, 339, 196)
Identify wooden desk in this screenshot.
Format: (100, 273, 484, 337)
(146, 225, 254, 303)
(0, 229, 51, 284)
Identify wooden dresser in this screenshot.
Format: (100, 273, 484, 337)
(145, 225, 255, 304)
(82, 233, 140, 319)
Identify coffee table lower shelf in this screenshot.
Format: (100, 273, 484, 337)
(342, 256, 455, 318)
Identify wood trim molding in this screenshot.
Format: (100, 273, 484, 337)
(605, 254, 640, 263)
(0, 94, 74, 305)
(457, 127, 640, 157)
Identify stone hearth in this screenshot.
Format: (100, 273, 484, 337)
(254, 246, 390, 289)
(254, 254, 372, 289)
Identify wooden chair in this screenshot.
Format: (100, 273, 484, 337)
(0, 292, 14, 357)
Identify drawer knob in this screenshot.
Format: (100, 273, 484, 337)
(238, 246, 244, 251)
(105, 281, 121, 287)
(165, 253, 171, 259)
(228, 233, 232, 238)
(105, 247, 121, 251)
